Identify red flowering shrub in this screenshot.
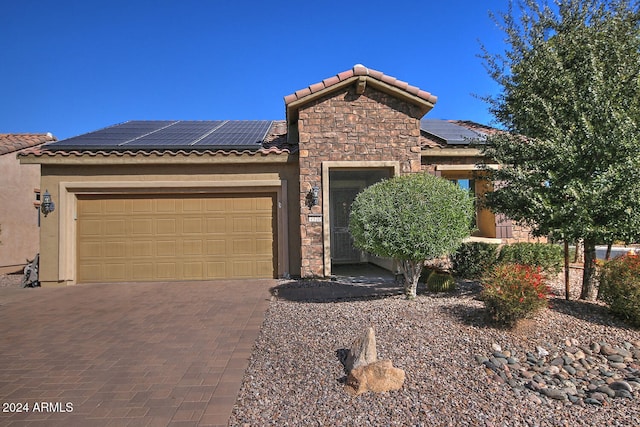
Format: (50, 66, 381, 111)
(481, 264, 550, 327)
(598, 253, 640, 327)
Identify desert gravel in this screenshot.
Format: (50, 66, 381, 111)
(230, 270, 640, 426)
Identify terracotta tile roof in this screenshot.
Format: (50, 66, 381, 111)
(19, 121, 296, 158)
(284, 64, 438, 106)
(0, 133, 57, 155)
(451, 120, 501, 135)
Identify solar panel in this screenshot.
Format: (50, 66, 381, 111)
(47, 121, 177, 149)
(123, 121, 226, 147)
(47, 120, 274, 151)
(420, 119, 486, 145)
(195, 121, 273, 148)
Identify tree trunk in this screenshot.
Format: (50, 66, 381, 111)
(605, 243, 612, 261)
(574, 239, 584, 263)
(580, 240, 598, 300)
(400, 260, 423, 299)
(564, 240, 570, 300)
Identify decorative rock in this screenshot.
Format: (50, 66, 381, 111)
(345, 327, 377, 372)
(609, 381, 633, 392)
(536, 346, 549, 358)
(615, 347, 632, 358)
(574, 350, 586, 360)
(568, 394, 580, 404)
(600, 344, 617, 356)
(596, 385, 616, 398)
(607, 354, 625, 363)
(550, 357, 564, 367)
(541, 388, 568, 401)
(585, 397, 603, 406)
(527, 394, 542, 404)
(474, 355, 489, 364)
(615, 389, 633, 399)
(610, 362, 627, 370)
(491, 343, 502, 352)
(345, 360, 405, 396)
(590, 342, 601, 354)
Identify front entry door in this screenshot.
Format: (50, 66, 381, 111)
(330, 188, 361, 264)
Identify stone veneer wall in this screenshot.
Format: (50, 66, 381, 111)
(297, 85, 424, 277)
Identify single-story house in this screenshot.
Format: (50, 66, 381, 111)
(20, 65, 532, 286)
(0, 133, 57, 274)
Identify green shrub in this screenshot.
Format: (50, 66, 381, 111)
(349, 172, 474, 299)
(481, 264, 550, 327)
(451, 241, 499, 279)
(426, 271, 456, 292)
(497, 242, 563, 274)
(598, 253, 640, 327)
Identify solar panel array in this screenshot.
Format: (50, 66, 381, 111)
(420, 119, 486, 145)
(47, 120, 274, 151)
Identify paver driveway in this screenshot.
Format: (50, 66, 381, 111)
(0, 280, 274, 426)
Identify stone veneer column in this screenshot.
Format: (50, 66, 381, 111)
(298, 85, 424, 277)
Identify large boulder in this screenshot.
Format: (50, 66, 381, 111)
(342, 327, 405, 395)
(345, 360, 406, 396)
(344, 327, 377, 372)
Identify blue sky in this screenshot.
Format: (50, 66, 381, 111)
(1, 0, 510, 140)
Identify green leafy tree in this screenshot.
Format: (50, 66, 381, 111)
(349, 173, 474, 299)
(479, 0, 640, 299)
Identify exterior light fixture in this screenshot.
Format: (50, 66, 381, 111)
(306, 186, 320, 208)
(41, 189, 55, 217)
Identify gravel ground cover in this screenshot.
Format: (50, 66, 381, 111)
(230, 270, 640, 426)
(0, 273, 22, 288)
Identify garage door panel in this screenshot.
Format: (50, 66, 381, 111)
(156, 218, 177, 235)
(156, 199, 177, 213)
(233, 217, 253, 233)
(77, 193, 276, 282)
(132, 219, 153, 235)
(132, 263, 154, 280)
(156, 241, 176, 257)
(104, 241, 126, 257)
(183, 217, 203, 233)
(156, 263, 176, 279)
(183, 240, 203, 256)
(207, 218, 226, 233)
(132, 199, 153, 213)
(132, 241, 153, 257)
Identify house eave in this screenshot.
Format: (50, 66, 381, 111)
(18, 151, 298, 165)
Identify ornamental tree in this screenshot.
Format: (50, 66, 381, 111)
(479, 0, 640, 299)
(348, 173, 474, 299)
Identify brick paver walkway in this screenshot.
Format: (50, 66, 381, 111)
(0, 280, 274, 426)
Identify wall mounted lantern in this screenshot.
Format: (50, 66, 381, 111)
(306, 186, 320, 208)
(41, 189, 55, 217)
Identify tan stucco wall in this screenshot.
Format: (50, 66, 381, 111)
(0, 153, 40, 274)
(38, 160, 300, 285)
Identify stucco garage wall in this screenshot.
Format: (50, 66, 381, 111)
(0, 153, 40, 274)
(38, 161, 300, 285)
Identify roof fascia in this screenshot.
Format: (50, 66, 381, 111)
(18, 152, 297, 166)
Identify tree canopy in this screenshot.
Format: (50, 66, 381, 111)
(349, 173, 474, 299)
(480, 0, 640, 299)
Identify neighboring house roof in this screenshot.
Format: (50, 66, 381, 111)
(0, 133, 57, 155)
(284, 64, 438, 121)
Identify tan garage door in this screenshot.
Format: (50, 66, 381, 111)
(77, 194, 277, 283)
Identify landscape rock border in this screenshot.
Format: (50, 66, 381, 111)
(476, 339, 640, 406)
